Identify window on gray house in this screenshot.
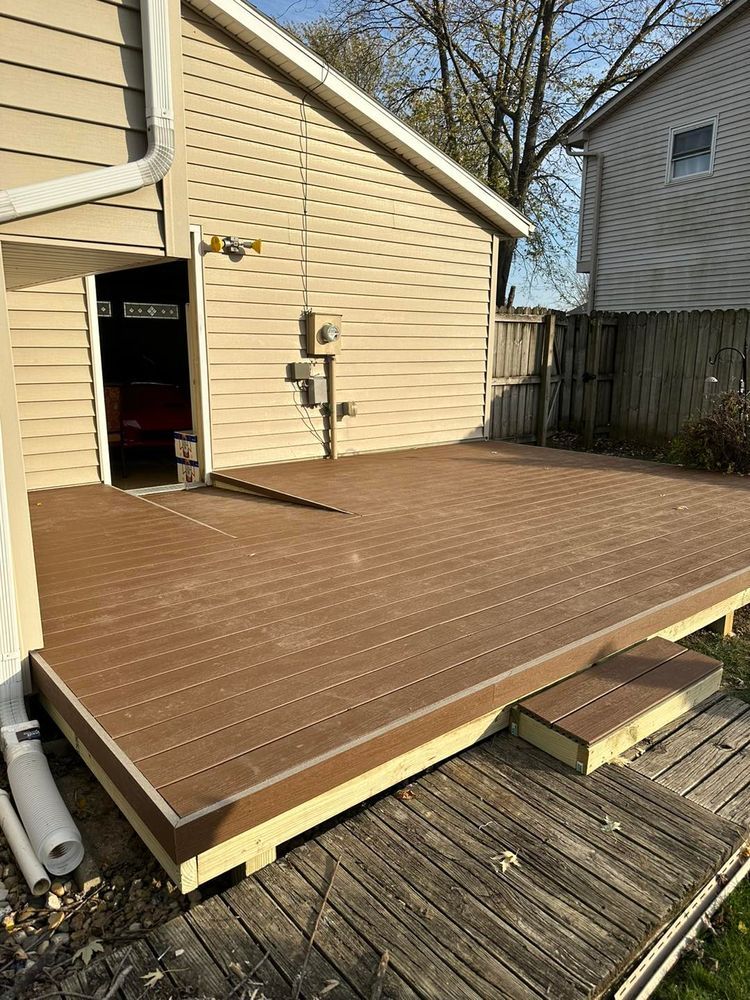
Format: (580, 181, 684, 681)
(669, 122, 715, 179)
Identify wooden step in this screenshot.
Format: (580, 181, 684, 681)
(512, 638, 723, 774)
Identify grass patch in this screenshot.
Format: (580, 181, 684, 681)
(654, 608, 750, 998)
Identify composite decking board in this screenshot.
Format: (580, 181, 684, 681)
(545, 649, 723, 745)
(34, 464, 683, 595)
(143, 541, 750, 793)
(28, 443, 750, 859)
(41, 507, 731, 674)
(519, 636, 687, 724)
(70, 514, 742, 704)
(43, 491, 743, 674)
(213, 441, 734, 517)
(36, 470, 745, 619)
(161, 571, 750, 847)
(106, 525, 731, 744)
(86, 527, 748, 743)
(47, 515, 685, 671)
(122, 536, 745, 772)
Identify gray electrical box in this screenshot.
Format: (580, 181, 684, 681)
(289, 362, 312, 381)
(307, 375, 327, 406)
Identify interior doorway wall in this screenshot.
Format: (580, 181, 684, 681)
(92, 260, 194, 490)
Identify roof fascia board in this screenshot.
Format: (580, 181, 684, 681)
(184, 0, 532, 237)
(567, 0, 750, 145)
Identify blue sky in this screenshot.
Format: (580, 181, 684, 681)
(251, 0, 564, 305)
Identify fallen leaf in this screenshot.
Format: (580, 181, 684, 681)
(394, 787, 415, 801)
(490, 850, 520, 874)
(319, 981, 340, 995)
(602, 815, 622, 834)
(738, 921, 748, 935)
(675, 505, 689, 511)
(141, 969, 164, 989)
(73, 939, 105, 966)
(174, 948, 185, 956)
(229, 961, 243, 978)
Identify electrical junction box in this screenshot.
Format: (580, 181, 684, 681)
(289, 361, 312, 381)
(306, 312, 342, 356)
(306, 375, 328, 406)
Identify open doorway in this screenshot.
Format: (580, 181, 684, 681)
(95, 260, 193, 490)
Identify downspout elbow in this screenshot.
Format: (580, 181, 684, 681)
(0, 0, 173, 225)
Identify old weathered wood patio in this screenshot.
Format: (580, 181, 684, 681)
(27, 442, 750, 892)
(57, 692, 750, 1000)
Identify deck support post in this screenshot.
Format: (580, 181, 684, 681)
(708, 610, 735, 637)
(536, 313, 556, 447)
(226, 847, 277, 886)
(583, 314, 602, 449)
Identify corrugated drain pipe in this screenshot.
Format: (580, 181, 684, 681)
(0, 0, 175, 889)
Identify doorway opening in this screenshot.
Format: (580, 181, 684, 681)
(95, 260, 193, 490)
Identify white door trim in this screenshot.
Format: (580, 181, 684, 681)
(85, 275, 112, 486)
(188, 224, 213, 479)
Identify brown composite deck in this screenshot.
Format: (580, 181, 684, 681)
(28, 442, 750, 872)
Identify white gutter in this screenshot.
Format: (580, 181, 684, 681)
(0, 0, 174, 224)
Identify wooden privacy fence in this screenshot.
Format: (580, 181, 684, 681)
(489, 311, 615, 446)
(489, 308, 749, 445)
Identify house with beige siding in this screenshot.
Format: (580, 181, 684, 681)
(2, 0, 530, 501)
(568, 0, 750, 313)
(0, 0, 530, 879)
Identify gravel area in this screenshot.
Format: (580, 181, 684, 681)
(0, 739, 191, 999)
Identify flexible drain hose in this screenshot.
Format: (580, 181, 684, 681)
(0, 790, 50, 896)
(3, 724, 84, 876)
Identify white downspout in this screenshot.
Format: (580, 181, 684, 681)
(0, 0, 174, 224)
(0, 420, 84, 880)
(0, 0, 175, 888)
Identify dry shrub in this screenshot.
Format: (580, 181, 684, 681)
(670, 391, 750, 474)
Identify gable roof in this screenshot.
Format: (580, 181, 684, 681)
(184, 0, 532, 238)
(567, 0, 750, 146)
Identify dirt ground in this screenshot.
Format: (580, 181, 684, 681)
(0, 735, 190, 998)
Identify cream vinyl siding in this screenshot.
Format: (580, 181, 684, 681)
(182, 9, 493, 467)
(7, 278, 100, 490)
(0, 0, 165, 256)
(580, 6, 750, 311)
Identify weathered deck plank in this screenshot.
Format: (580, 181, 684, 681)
(58, 726, 748, 1000)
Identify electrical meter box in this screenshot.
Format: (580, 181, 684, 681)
(306, 312, 342, 356)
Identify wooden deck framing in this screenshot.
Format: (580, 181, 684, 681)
(57, 696, 750, 1000)
(27, 442, 750, 887)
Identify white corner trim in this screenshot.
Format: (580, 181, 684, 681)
(184, 0, 531, 238)
(85, 276, 111, 486)
(189, 225, 213, 478)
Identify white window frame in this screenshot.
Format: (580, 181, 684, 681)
(665, 116, 718, 184)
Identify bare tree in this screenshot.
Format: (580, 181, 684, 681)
(321, 0, 724, 303)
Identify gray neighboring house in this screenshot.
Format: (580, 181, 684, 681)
(568, 0, 750, 313)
